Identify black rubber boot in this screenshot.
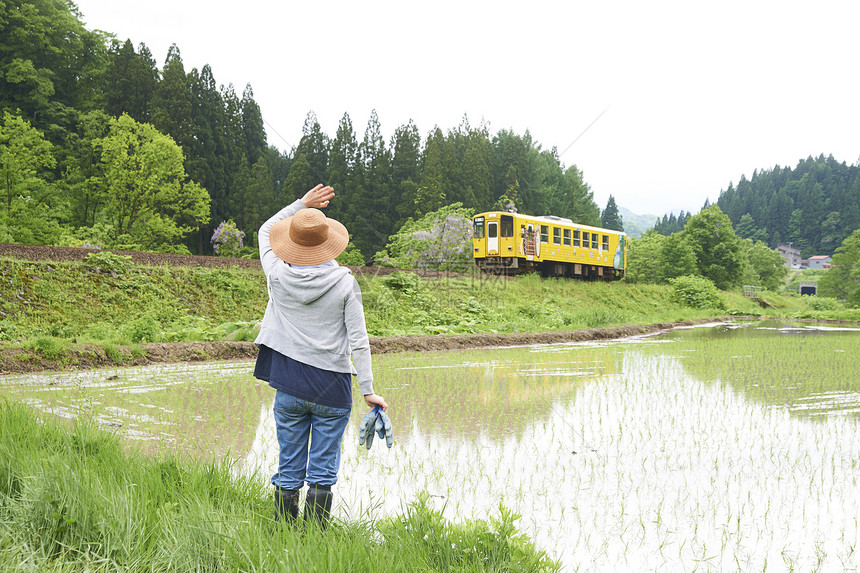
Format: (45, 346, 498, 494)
(304, 484, 333, 530)
(274, 487, 301, 522)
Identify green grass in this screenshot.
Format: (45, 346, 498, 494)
(1, 256, 854, 358)
(0, 401, 559, 572)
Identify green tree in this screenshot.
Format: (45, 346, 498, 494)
(151, 44, 192, 153)
(186, 64, 228, 252)
(0, 109, 58, 243)
(795, 173, 825, 254)
(734, 213, 757, 239)
(787, 208, 808, 256)
(0, 0, 108, 135)
(242, 156, 275, 233)
(683, 205, 744, 290)
(326, 112, 359, 226)
(657, 232, 698, 283)
(498, 164, 520, 210)
(220, 83, 251, 235)
(601, 195, 624, 231)
(742, 239, 788, 291)
(93, 114, 210, 251)
(459, 122, 492, 211)
(283, 152, 314, 205)
(0, 110, 55, 207)
(294, 111, 328, 182)
(491, 130, 530, 211)
(556, 165, 600, 225)
(523, 146, 562, 216)
(415, 127, 447, 218)
(103, 40, 159, 123)
(625, 231, 665, 284)
(818, 229, 860, 306)
(62, 109, 111, 229)
(766, 188, 793, 244)
(354, 109, 391, 258)
(820, 210, 843, 254)
(241, 84, 266, 166)
(389, 120, 422, 229)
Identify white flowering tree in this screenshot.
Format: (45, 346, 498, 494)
(374, 203, 474, 272)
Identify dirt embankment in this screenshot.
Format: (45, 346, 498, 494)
(0, 243, 467, 278)
(0, 243, 720, 375)
(0, 320, 723, 376)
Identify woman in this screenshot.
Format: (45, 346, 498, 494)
(254, 184, 388, 528)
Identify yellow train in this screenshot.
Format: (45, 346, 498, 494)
(471, 211, 627, 280)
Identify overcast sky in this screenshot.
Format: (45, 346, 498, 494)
(73, 0, 860, 217)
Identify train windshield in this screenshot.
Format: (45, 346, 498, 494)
(500, 215, 514, 237)
(473, 217, 485, 238)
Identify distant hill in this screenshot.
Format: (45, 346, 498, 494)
(716, 154, 859, 257)
(618, 207, 658, 238)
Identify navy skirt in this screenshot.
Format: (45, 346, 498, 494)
(254, 345, 352, 409)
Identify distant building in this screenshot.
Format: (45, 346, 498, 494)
(807, 255, 832, 270)
(777, 243, 802, 269)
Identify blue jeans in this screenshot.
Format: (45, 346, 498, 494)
(271, 390, 352, 490)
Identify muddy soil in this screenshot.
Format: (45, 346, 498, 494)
(0, 243, 469, 278)
(0, 243, 720, 375)
(0, 320, 724, 376)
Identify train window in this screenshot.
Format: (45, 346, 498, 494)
(488, 224, 497, 238)
(540, 225, 549, 243)
(563, 229, 571, 246)
(473, 218, 485, 239)
(500, 216, 514, 237)
(573, 230, 580, 247)
(553, 227, 561, 245)
(583, 232, 590, 248)
(592, 234, 598, 249)
(602, 235, 609, 250)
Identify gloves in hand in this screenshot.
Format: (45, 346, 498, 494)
(376, 409, 393, 448)
(358, 408, 377, 450)
(358, 406, 393, 450)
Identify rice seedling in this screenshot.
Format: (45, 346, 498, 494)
(2, 321, 858, 571)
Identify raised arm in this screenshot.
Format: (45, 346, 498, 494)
(258, 185, 336, 275)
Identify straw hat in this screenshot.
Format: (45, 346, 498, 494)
(269, 209, 349, 266)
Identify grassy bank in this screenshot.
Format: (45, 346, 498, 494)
(0, 401, 559, 572)
(1, 253, 857, 364)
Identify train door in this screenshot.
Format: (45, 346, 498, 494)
(487, 221, 499, 255)
(523, 223, 538, 260)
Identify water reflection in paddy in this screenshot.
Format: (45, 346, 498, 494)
(2, 361, 269, 459)
(2, 322, 859, 572)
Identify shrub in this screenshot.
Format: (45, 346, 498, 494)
(382, 271, 422, 294)
(668, 275, 725, 310)
(210, 221, 245, 257)
(121, 312, 162, 343)
(24, 336, 70, 360)
(803, 296, 841, 311)
(337, 242, 366, 266)
(84, 251, 133, 274)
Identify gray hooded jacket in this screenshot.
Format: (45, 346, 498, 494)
(254, 200, 374, 396)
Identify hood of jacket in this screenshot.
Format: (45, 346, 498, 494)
(270, 262, 352, 305)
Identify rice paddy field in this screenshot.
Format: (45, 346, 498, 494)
(2, 320, 859, 572)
